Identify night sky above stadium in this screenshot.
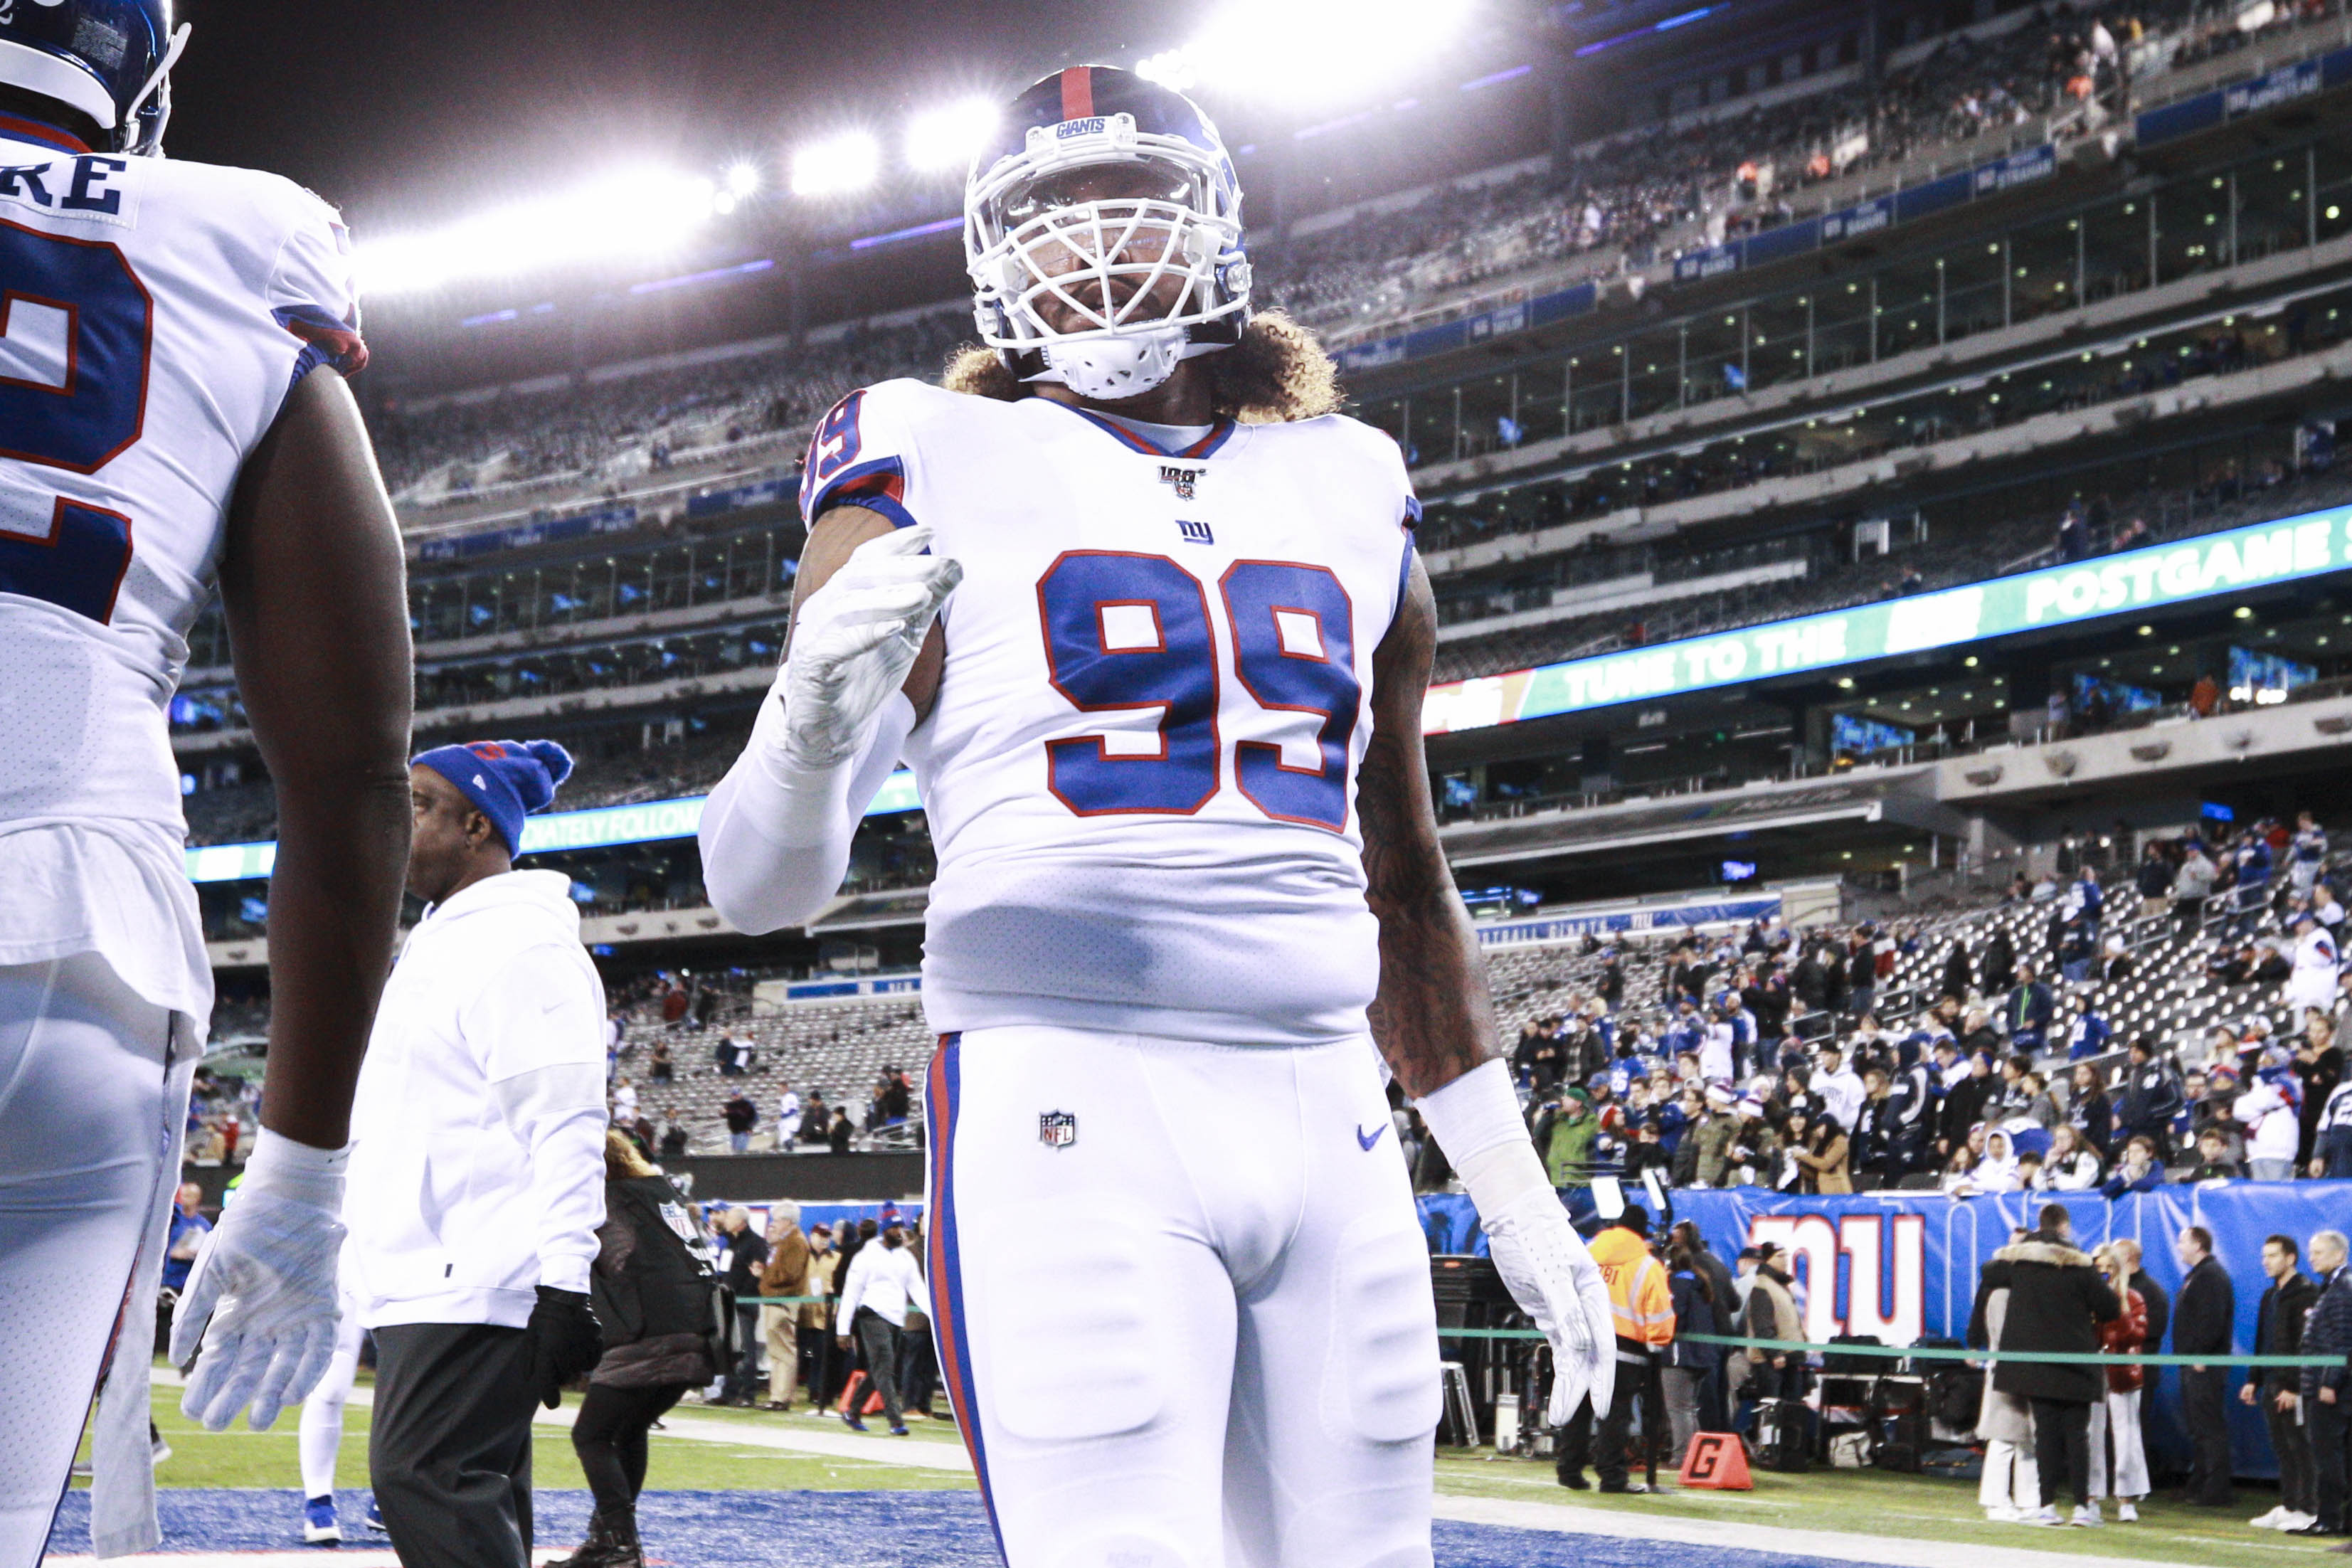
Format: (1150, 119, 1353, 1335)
(166, 0, 1186, 226)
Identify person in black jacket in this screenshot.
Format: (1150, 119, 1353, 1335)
(1969, 1203, 2121, 1524)
(2295, 1231, 2352, 1538)
(1939, 940, 1972, 1002)
(714, 1208, 768, 1405)
(2173, 1225, 2238, 1508)
(2246, 1236, 2322, 1529)
(1668, 1220, 1739, 1434)
(2115, 1039, 2183, 1158)
(551, 1133, 720, 1568)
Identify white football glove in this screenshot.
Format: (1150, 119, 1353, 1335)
(1480, 1182, 1618, 1425)
(775, 526, 962, 770)
(1415, 1059, 1617, 1426)
(169, 1130, 347, 1432)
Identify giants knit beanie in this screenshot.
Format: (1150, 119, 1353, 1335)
(413, 738, 574, 857)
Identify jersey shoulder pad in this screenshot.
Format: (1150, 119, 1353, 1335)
(1291, 410, 1423, 534)
(159, 159, 369, 383)
(799, 378, 961, 529)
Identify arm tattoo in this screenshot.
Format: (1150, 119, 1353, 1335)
(1360, 558, 1502, 1098)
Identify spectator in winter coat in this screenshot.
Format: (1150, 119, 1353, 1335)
(1739, 1246, 1804, 1402)
(2003, 965, 2056, 1054)
(1534, 1088, 1598, 1192)
(2038, 1125, 2104, 1190)
(1939, 941, 1972, 1002)
(1661, 1240, 1721, 1464)
(1969, 1205, 2121, 1525)
(2067, 1063, 2116, 1156)
(1969, 1247, 2040, 1522)
(2288, 911, 2342, 1016)
(2173, 844, 2218, 931)
(1689, 1090, 1743, 1186)
(2116, 1039, 2183, 1155)
(716, 1208, 768, 1405)
(2296, 1015, 2345, 1167)
(2087, 1245, 2149, 1519)
(2173, 1226, 2238, 1508)
(2135, 843, 2177, 914)
(2297, 1231, 2352, 1537)
(756, 1204, 812, 1410)
(1982, 928, 2017, 994)
(2236, 1070, 2303, 1180)
(557, 1133, 721, 1568)
(2247, 1236, 2321, 1530)
(1790, 1111, 1851, 1194)
(721, 1093, 758, 1155)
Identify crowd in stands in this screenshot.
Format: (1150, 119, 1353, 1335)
(376, 314, 965, 502)
(1256, 0, 2318, 337)
(366, 0, 2335, 509)
(1439, 817, 2350, 1206)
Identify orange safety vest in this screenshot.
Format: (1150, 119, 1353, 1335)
(1588, 1227, 1675, 1348)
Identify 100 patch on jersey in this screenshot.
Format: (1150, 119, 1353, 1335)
(1036, 549, 1361, 830)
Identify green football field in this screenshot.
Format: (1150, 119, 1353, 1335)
(95, 1368, 2319, 1568)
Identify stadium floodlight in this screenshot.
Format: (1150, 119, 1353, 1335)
(906, 97, 1000, 172)
(1145, 0, 1473, 104)
(724, 161, 763, 198)
(356, 165, 720, 297)
(1135, 50, 1197, 91)
(792, 131, 881, 197)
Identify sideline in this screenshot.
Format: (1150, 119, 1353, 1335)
(133, 1377, 2225, 1568)
(1434, 1494, 2219, 1568)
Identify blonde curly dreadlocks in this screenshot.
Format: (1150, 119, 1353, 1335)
(940, 309, 1343, 424)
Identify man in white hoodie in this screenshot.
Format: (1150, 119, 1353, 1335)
(346, 740, 610, 1568)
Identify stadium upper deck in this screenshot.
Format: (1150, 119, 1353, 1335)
(166, 0, 2352, 942)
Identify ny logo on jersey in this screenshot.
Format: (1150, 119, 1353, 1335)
(1175, 519, 1214, 546)
(1039, 1111, 1078, 1149)
(1158, 464, 1199, 501)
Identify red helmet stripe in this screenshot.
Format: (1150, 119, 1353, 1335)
(1059, 65, 1094, 120)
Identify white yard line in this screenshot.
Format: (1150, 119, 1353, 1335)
(1434, 1493, 2225, 1568)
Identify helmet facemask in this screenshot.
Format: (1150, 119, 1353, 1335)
(965, 112, 1249, 401)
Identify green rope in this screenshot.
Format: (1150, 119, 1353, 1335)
(1436, 1326, 2343, 1367)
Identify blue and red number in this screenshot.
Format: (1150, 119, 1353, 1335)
(1036, 551, 1363, 827)
(1221, 561, 1361, 830)
(0, 218, 150, 624)
(1037, 551, 1221, 815)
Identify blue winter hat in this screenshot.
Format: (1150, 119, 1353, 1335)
(413, 738, 575, 857)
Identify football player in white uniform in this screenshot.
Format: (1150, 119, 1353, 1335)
(0, 5, 413, 1559)
(701, 66, 1612, 1567)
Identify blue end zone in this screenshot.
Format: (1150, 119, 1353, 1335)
(50, 1488, 1880, 1567)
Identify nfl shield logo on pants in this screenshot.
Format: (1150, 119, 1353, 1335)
(1039, 1111, 1077, 1149)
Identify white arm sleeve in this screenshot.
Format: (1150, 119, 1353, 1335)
(701, 689, 917, 934)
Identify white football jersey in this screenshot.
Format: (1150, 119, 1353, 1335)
(803, 378, 1419, 1047)
(0, 125, 366, 1022)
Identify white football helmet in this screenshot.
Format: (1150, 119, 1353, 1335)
(963, 65, 1252, 401)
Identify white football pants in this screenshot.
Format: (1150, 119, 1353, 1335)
(0, 954, 177, 1568)
(923, 1027, 1439, 1568)
(298, 1297, 366, 1499)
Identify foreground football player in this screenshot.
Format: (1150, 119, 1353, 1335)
(0, 4, 412, 1560)
(702, 66, 1611, 1565)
